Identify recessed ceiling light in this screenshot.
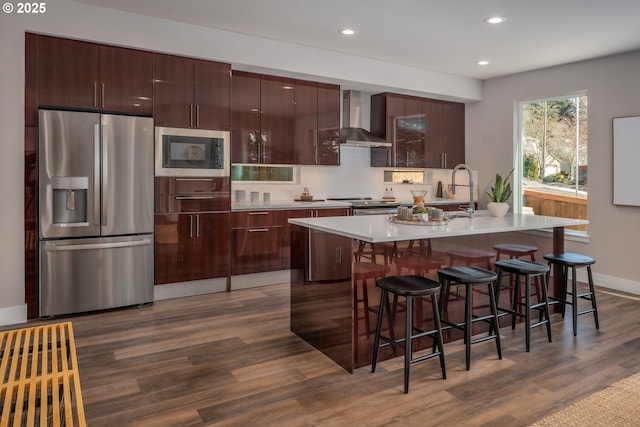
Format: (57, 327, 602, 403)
(484, 16, 506, 24)
(477, 60, 490, 66)
(339, 28, 356, 36)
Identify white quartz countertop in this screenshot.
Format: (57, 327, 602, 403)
(232, 200, 352, 211)
(288, 213, 588, 243)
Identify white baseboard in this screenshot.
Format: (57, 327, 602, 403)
(0, 304, 28, 327)
(572, 269, 640, 296)
(154, 277, 229, 301)
(230, 270, 291, 290)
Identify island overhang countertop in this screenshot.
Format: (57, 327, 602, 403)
(288, 212, 588, 243)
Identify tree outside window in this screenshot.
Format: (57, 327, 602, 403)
(518, 94, 588, 232)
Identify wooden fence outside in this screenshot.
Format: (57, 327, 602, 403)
(524, 188, 588, 231)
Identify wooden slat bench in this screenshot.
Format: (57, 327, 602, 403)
(0, 321, 86, 426)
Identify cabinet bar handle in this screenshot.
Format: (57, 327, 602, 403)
(101, 83, 105, 108)
(190, 104, 194, 128)
(189, 215, 193, 238)
(174, 178, 214, 182)
(248, 212, 269, 215)
(196, 214, 200, 237)
(175, 195, 214, 200)
(93, 82, 98, 108)
(196, 105, 200, 128)
(248, 228, 269, 232)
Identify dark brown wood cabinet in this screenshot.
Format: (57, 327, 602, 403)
(154, 177, 230, 284)
(232, 207, 351, 274)
(371, 92, 465, 168)
(155, 212, 230, 284)
(231, 71, 296, 164)
(154, 53, 231, 130)
(36, 35, 153, 115)
(231, 71, 261, 163)
(231, 210, 284, 274)
(280, 207, 351, 269)
(294, 81, 341, 165)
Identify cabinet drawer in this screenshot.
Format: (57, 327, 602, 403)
(232, 210, 284, 227)
(155, 194, 230, 213)
(155, 177, 230, 195)
(231, 226, 283, 275)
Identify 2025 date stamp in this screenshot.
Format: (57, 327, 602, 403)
(3, 2, 47, 14)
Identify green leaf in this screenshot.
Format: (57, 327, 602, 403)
(486, 169, 514, 202)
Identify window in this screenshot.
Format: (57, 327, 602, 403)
(515, 93, 588, 233)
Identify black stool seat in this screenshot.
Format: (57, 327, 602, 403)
(543, 252, 599, 336)
(437, 266, 502, 370)
(495, 259, 552, 352)
(495, 259, 550, 274)
(372, 275, 446, 393)
(377, 275, 441, 297)
(494, 244, 538, 257)
(544, 252, 595, 267)
(438, 266, 498, 283)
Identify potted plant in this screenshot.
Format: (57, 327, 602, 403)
(414, 206, 428, 222)
(486, 169, 514, 217)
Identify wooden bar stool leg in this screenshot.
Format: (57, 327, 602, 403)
(588, 266, 600, 329)
(571, 265, 579, 336)
(404, 295, 414, 393)
(541, 273, 552, 342)
(371, 289, 388, 373)
(430, 294, 447, 380)
(465, 282, 472, 370)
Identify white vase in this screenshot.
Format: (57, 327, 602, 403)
(487, 202, 510, 217)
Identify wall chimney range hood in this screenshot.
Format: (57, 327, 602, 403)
(340, 90, 391, 147)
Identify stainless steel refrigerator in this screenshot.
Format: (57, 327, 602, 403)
(38, 109, 154, 317)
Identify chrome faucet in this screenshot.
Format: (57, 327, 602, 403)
(451, 163, 475, 218)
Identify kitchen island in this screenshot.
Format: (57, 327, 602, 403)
(288, 212, 588, 372)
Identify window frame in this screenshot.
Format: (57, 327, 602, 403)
(514, 90, 589, 238)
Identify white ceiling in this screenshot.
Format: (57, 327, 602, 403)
(72, 0, 640, 80)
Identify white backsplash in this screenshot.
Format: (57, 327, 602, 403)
(231, 145, 477, 204)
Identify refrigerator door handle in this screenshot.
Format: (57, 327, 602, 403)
(102, 124, 108, 227)
(42, 238, 151, 252)
(94, 123, 101, 226)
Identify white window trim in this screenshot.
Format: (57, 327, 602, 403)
(514, 91, 588, 236)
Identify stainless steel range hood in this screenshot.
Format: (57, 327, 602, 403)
(340, 91, 391, 147)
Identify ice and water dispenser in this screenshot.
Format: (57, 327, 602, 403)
(51, 176, 89, 226)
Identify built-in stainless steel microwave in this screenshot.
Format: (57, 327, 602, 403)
(155, 127, 230, 177)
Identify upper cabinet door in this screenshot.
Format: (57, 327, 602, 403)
(193, 59, 231, 130)
(423, 99, 465, 168)
(37, 35, 153, 115)
(316, 83, 340, 165)
(260, 75, 295, 164)
(396, 97, 425, 168)
(153, 53, 195, 128)
(37, 36, 100, 110)
(231, 71, 261, 163)
(294, 80, 317, 165)
(99, 45, 153, 115)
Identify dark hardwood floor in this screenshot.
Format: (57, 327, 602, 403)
(8, 284, 640, 426)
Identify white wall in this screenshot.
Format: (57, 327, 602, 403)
(0, 0, 481, 325)
(467, 50, 640, 295)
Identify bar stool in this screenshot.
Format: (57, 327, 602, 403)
(493, 243, 541, 303)
(494, 259, 552, 352)
(437, 266, 502, 370)
(371, 275, 446, 393)
(353, 261, 391, 338)
(543, 253, 599, 336)
(446, 248, 495, 269)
